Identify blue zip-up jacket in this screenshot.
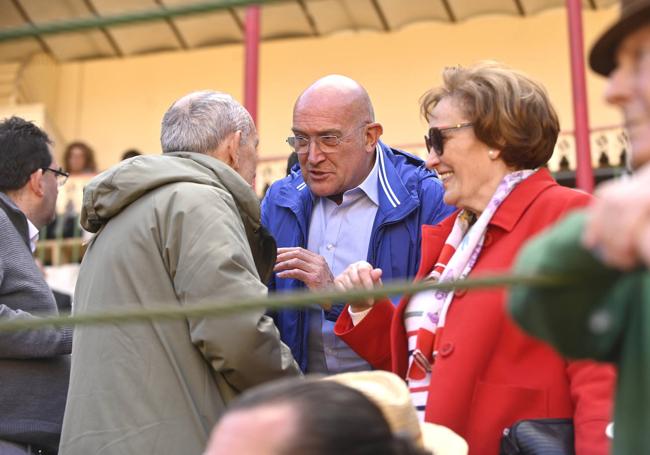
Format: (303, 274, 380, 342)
(261, 142, 454, 371)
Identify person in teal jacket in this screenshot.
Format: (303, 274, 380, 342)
(509, 211, 647, 455)
(509, 1, 650, 453)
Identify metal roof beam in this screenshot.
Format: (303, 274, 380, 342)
(155, 0, 190, 50)
(228, 7, 245, 34)
(0, 0, 285, 43)
(9, 0, 53, 53)
(297, 0, 319, 36)
(440, 0, 457, 22)
(82, 0, 124, 57)
(370, 0, 390, 32)
(513, 0, 526, 16)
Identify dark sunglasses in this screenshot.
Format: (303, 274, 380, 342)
(424, 122, 473, 156)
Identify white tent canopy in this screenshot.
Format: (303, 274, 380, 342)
(0, 0, 617, 63)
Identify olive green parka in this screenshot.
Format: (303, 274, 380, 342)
(60, 152, 299, 455)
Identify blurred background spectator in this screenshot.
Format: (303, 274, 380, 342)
(45, 141, 97, 262)
(63, 141, 97, 175)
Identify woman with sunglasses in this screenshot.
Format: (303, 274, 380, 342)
(333, 62, 615, 455)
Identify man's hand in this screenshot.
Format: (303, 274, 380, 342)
(274, 247, 335, 290)
(334, 261, 383, 313)
(583, 164, 650, 269)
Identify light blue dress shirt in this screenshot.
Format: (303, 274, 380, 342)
(306, 153, 379, 374)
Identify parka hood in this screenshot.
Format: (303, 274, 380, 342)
(81, 152, 260, 233)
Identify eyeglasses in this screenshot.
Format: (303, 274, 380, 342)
(287, 123, 369, 155)
(424, 122, 473, 156)
(43, 167, 70, 187)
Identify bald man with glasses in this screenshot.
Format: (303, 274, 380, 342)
(261, 75, 454, 374)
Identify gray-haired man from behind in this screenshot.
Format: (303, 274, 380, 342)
(0, 117, 71, 455)
(59, 91, 300, 455)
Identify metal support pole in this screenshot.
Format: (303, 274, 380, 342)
(566, 0, 594, 193)
(244, 5, 260, 124)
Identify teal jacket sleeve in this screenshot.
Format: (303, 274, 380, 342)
(508, 211, 637, 362)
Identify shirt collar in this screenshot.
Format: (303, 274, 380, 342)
(26, 218, 39, 253)
(355, 149, 380, 206)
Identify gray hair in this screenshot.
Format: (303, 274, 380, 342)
(160, 90, 253, 154)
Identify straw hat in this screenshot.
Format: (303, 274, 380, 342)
(325, 371, 468, 455)
(590, 0, 650, 76)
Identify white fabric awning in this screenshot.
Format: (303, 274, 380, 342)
(0, 0, 618, 63)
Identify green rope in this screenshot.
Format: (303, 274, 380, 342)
(0, 0, 283, 42)
(0, 273, 572, 332)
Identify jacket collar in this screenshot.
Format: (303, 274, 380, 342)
(415, 217, 455, 280)
(414, 168, 559, 277)
(83, 152, 262, 232)
(0, 191, 30, 249)
(373, 141, 419, 224)
(276, 141, 421, 225)
(274, 171, 313, 239)
(489, 167, 557, 233)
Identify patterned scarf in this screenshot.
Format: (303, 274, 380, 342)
(406, 169, 536, 384)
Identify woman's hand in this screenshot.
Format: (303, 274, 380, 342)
(334, 261, 383, 313)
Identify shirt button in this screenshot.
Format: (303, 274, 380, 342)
(439, 342, 454, 357)
(326, 243, 334, 250)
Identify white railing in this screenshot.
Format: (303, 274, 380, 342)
(255, 125, 631, 196)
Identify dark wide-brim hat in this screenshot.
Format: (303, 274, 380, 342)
(590, 0, 650, 76)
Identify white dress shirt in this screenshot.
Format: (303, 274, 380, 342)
(306, 151, 380, 374)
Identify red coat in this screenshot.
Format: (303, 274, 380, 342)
(335, 169, 615, 455)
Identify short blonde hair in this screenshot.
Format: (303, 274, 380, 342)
(420, 62, 559, 169)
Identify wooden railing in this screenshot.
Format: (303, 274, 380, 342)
(36, 237, 86, 266)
